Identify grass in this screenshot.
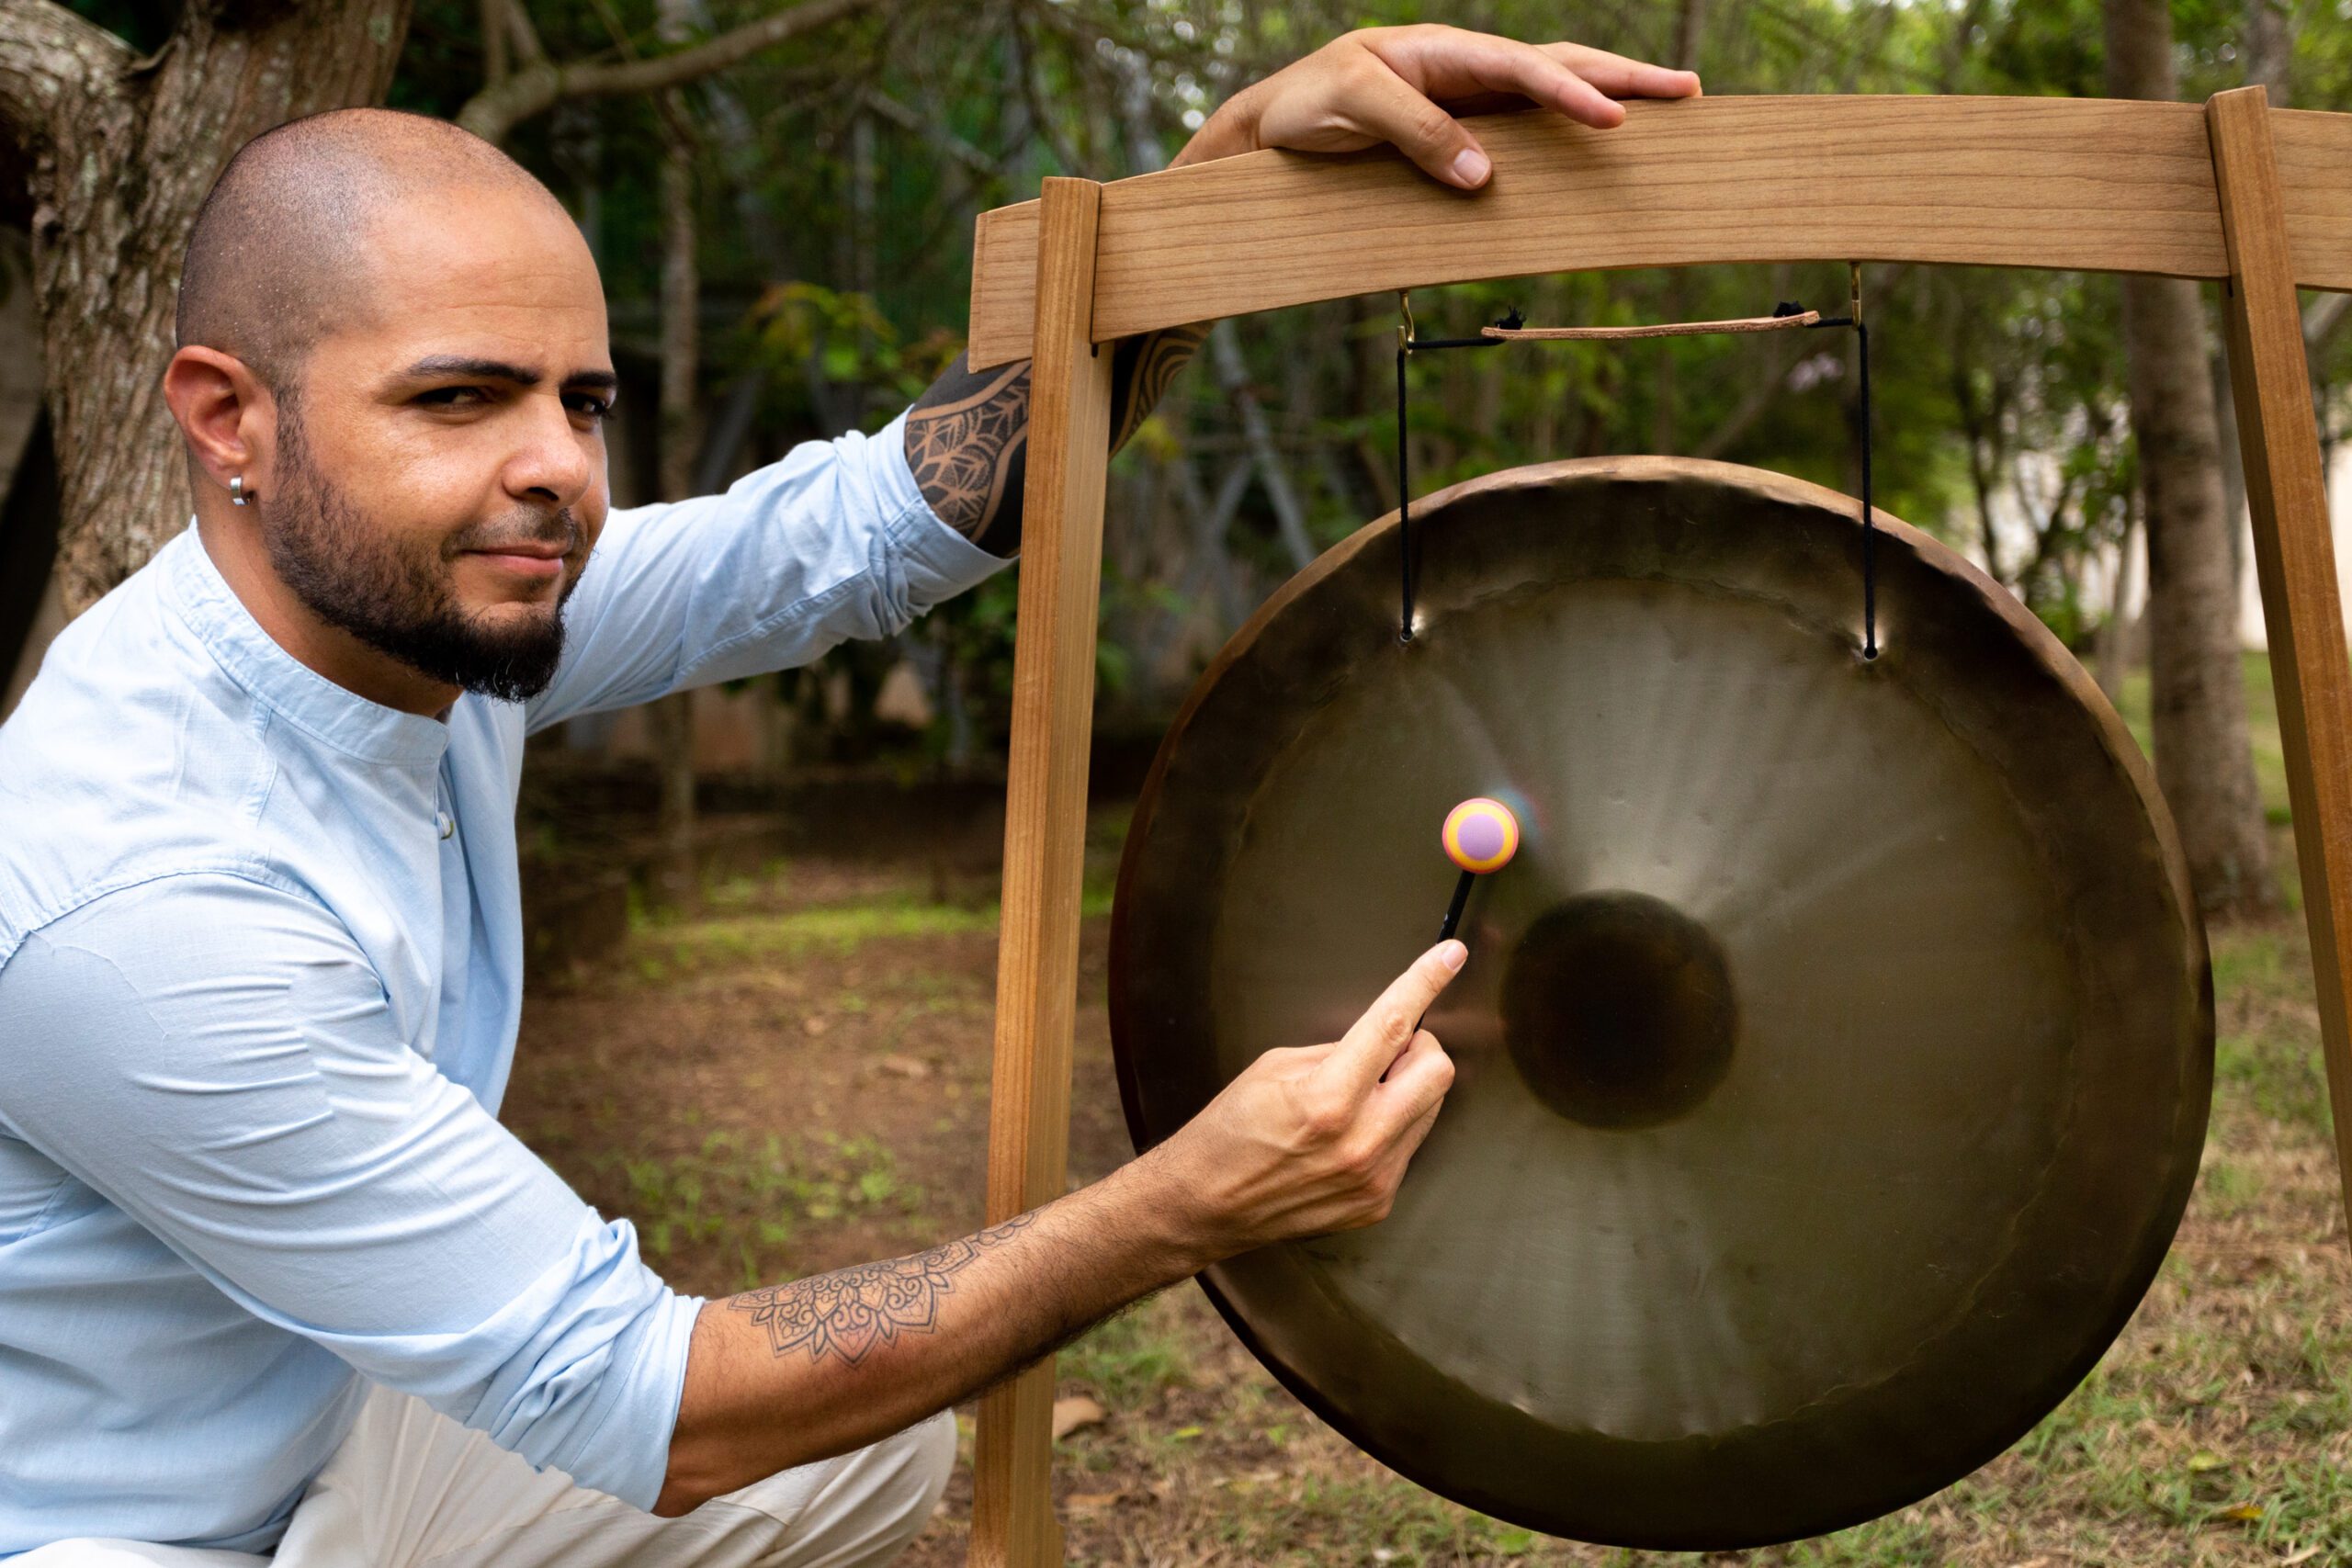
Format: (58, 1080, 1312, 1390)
(591, 1128, 926, 1291)
(626, 888, 1116, 980)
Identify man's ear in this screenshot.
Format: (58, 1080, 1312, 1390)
(163, 346, 275, 502)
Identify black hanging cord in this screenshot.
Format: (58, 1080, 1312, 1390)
(1394, 275, 1881, 661)
(1396, 301, 1518, 641)
(1804, 269, 1878, 660)
(1396, 334, 1411, 641)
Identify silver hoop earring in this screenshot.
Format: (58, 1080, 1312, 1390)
(230, 475, 249, 507)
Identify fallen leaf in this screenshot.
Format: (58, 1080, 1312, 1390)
(1066, 1491, 1124, 1511)
(1051, 1395, 1105, 1440)
(1169, 1425, 1204, 1442)
(877, 1054, 932, 1079)
(2188, 1450, 2229, 1473)
(2216, 1502, 2266, 1523)
(802, 1015, 830, 1036)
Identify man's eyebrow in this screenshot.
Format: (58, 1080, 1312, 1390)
(400, 354, 541, 385)
(398, 355, 619, 393)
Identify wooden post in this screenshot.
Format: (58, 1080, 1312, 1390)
(2207, 87, 2352, 1231)
(967, 175, 1114, 1568)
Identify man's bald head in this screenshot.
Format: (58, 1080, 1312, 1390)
(175, 107, 572, 394)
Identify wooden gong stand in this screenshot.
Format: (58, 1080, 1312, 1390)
(955, 87, 2352, 1567)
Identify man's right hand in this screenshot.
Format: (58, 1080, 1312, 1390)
(1143, 939, 1466, 1258)
(658, 939, 1465, 1511)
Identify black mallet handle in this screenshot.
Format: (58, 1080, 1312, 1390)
(1438, 868, 1476, 941)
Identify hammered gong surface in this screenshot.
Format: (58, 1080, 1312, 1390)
(1108, 458, 2212, 1549)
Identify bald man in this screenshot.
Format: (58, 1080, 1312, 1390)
(0, 28, 1697, 1568)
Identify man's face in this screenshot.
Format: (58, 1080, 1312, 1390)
(258, 185, 616, 703)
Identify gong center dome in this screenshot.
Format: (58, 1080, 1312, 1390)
(1502, 890, 1738, 1131)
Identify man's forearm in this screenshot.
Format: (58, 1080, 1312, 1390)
(903, 324, 1208, 557)
(652, 1152, 1206, 1515)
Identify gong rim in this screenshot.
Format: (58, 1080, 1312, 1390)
(1108, 457, 2212, 1550)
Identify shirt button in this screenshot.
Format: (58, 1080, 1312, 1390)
(436, 811, 455, 840)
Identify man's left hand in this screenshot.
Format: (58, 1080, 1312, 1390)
(1174, 24, 1702, 188)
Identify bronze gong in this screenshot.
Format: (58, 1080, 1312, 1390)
(1108, 457, 2212, 1549)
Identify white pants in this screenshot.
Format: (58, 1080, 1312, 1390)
(18, 1386, 956, 1568)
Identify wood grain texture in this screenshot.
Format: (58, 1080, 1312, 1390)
(967, 175, 1115, 1568)
(967, 95, 2352, 369)
(2208, 87, 2352, 1235)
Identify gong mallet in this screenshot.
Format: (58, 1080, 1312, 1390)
(1438, 795, 1521, 940)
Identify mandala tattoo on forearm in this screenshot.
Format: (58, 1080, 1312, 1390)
(728, 1213, 1038, 1365)
(904, 323, 1209, 558)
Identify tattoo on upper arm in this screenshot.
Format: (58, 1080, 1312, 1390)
(1108, 322, 1210, 454)
(903, 323, 1209, 559)
(728, 1213, 1039, 1365)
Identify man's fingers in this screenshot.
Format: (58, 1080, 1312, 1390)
(1330, 941, 1467, 1091)
(1376, 31, 1623, 129)
(1544, 42, 1704, 102)
(1391, 1089, 1447, 1162)
(1333, 58, 1497, 187)
(1374, 1029, 1455, 1132)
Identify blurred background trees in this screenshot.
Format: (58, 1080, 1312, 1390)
(4, 0, 2348, 921)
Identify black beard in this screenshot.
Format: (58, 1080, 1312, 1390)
(260, 399, 583, 703)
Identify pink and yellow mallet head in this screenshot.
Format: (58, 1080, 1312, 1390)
(1439, 796, 1521, 939)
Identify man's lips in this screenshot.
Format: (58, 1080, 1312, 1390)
(461, 542, 570, 580)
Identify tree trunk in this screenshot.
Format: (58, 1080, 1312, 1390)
(2245, 0, 2291, 107)
(650, 3, 700, 909)
(2098, 502, 2144, 703)
(2103, 0, 2277, 916)
(0, 0, 413, 616)
(1671, 0, 1706, 72)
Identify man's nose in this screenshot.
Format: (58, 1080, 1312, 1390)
(504, 392, 596, 506)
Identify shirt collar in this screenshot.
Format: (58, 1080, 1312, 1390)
(162, 521, 451, 769)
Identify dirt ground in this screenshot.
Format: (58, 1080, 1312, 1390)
(503, 773, 2352, 1567)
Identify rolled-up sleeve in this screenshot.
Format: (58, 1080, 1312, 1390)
(0, 875, 700, 1508)
(525, 409, 1006, 734)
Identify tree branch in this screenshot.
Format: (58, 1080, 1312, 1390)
(0, 0, 130, 162)
(862, 88, 997, 177)
(502, 0, 547, 65)
(455, 0, 883, 145)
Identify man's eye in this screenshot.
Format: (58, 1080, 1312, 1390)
(566, 395, 616, 422)
(418, 387, 489, 408)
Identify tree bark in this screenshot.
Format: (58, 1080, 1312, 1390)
(650, 0, 700, 909)
(0, 0, 413, 616)
(2103, 0, 2276, 916)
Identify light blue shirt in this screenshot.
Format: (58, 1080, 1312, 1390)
(0, 411, 1004, 1558)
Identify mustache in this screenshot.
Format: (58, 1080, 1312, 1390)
(446, 511, 583, 558)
